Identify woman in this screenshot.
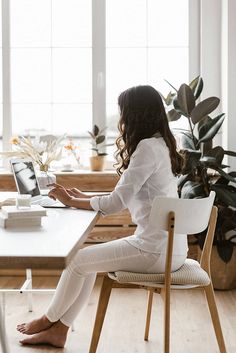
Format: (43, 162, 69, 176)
(17, 85, 187, 347)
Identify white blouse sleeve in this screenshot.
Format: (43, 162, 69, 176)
(90, 140, 157, 215)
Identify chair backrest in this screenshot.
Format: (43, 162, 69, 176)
(149, 191, 216, 234)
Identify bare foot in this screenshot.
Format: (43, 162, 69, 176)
(19, 321, 69, 348)
(17, 315, 54, 335)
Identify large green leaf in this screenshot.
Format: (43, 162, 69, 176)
(181, 131, 199, 150)
(198, 113, 225, 144)
(224, 150, 236, 157)
(177, 173, 192, 190)
(220, 164, 230, 169)
(218, 207, 236, 235)
(191, 97, 220, 124)
(96, 135, 105, 144)
(200, 156, 218, 167)
(216, 242, 234, 263)
(215, 172, 236, 185)
(177, 84, 195, 117)
(93, 124, 99, 136)
(197, 115, 211, 132)
(181, 181, 206, 199)
(189, 76, 200, 91)
(180, 149, 201, 174)
(167, 109, 181, 122)
(189, 76, 204, 100)
(211, 184, 236, 208)
(198, 116, 213, 153)
(204, 146, 224, 166)
(173, 97, 182, 114)
(198, 116, 212, 138)
(202, 140, 213, 155)
(212, 167, 236, 183)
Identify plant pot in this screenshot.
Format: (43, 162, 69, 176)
(210, 246, 236, 290)
(89, 156, 105, 171)
(198, 245, 236, 290)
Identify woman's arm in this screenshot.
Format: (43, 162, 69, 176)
(48, 184, 109, 199)
(69, 197, 93, 210)
(90, 140, 156, 215)
(48, 184, 93, 210)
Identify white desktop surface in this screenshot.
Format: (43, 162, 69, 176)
(0, 205, 99, 269)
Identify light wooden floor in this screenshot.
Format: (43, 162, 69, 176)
(0, 275, 236, 353)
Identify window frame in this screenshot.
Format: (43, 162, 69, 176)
(1, 0, 199, 155)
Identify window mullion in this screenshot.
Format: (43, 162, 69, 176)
(92, 0, 106, 130)
(189, 0, 200, 80)
(2, 0, 12, 158)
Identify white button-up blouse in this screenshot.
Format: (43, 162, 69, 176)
(90, 137, 188, 256)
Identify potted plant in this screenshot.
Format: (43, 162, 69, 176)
(161, 76, 236, 289)
(88, 125, 110, 171)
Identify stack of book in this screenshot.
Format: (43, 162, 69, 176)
(0, 205, 47, 228)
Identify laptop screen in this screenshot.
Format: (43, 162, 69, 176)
(11, 160, 41, 197)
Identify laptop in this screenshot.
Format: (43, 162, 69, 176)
(10, 159, 66, 208)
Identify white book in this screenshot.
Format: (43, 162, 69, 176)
(1, 205, 47, 219)
(0, 213, 42, 228)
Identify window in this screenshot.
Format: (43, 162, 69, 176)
(10, 0, 92, 136)
(106, 0, 189, 135)
(0, 0, 2, 138)
(1, 0, 193, 163)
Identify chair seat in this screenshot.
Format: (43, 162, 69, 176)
(108, 258, 211, 287)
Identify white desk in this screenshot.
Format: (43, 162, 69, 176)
(0, 208, 99, 269)
(0, 206, 99, 353)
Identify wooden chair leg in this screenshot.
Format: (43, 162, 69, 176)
(204, 284, 227, 353)
(144, 289, 154, 341)
(89, 275, 114, 353)
(161, 287, 170, 353)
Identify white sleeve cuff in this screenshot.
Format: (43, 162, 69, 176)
(90, 196, 100, 212)
(90, 196, 106, 216)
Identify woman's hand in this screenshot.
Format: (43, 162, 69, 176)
(66, 187, 89, 198)
(47, 183, 88, 199)
(48, 184, 73, 207)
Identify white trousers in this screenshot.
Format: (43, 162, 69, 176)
(46, 238, 186, 327)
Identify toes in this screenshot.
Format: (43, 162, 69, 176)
(20, 328, 27, 334)
(20, 336, 40, 346)
(19, 338, 31, 345)
(17, 324, 26, 332)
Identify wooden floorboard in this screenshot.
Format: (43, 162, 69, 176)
(0, 276, 235, 353)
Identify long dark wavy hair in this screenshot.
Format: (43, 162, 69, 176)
(114, 85, 183, 176)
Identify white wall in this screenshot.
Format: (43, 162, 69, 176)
(200, 0, 236, 171)
(221, 0, 236, 171)
(200, 0, 222, 147)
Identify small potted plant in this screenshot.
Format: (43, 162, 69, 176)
(88, 125, 109, 171)
(161, 76, 236, 290)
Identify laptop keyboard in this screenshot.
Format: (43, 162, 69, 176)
(32, 197, 57, 207)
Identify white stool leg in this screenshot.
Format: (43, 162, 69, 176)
(0, 293, 10, 353)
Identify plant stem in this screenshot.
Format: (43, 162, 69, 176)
(187, 117, 197, 149)
(199, 166, 210, 196)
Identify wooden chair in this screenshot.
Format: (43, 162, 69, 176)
(89, 191, 227, 353)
